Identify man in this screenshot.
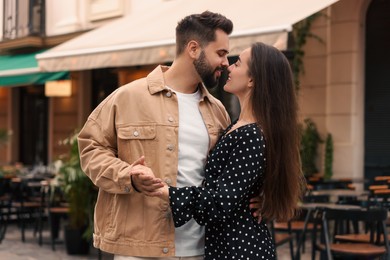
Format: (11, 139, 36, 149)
(78, 11, 233, 259)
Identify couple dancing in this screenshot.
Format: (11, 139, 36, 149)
(78, 10, 302, 260)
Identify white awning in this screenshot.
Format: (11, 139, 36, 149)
(37, 0, 339, 72)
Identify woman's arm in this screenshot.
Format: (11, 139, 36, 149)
(132, 129, 266, 227)
(169, 129, 265, 227)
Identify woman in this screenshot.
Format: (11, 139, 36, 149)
(131, 42, 304, 259)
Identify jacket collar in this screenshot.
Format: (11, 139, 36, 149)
(146, 65, 213, 102)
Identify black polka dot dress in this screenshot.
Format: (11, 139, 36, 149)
(169, 122, 276, 260)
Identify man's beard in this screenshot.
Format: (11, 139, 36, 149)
(193, 51, 221, 89)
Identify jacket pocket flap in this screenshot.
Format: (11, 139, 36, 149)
(117, 125, 156, 140)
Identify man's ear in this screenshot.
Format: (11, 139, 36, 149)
(187, 40, 200, 59)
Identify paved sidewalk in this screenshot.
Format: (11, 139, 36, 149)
(0, 222, 312, 260)
(0, 223, 113, 260)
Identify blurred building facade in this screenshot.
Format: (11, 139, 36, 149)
(0, 0, 389, 183)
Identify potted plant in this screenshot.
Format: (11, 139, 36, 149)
(57, 131, 97, 255)
(0, 128, 8, 146)
(300, 118, 322, 177)
(323, 134, 334, 180)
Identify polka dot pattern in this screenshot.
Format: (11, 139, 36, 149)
(169, 123, 275, 259)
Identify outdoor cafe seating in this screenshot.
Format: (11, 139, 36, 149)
(311, 207, 390, 259)
(8, 176, 45, 242)
(286, 175, 390, 260)
(272, 194, 331, 259)
(3, 165, 390, 259)
(270, 220, 295, 260)
(0, 163, 68, 248)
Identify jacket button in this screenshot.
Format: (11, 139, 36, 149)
(167, 144, 174, 151)
(124, 186, 130, 193)
(166, 92, 172, 98)
(162, 247, 169, 254)
(168, 116, 174, 122)
(133, 131, 139, 137)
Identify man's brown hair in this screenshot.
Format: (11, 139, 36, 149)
(175, 11, 233, 55)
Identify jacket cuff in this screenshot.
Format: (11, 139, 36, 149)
(118, 166, 133, 193)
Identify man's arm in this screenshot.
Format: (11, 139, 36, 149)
(78, 118, 139, 194)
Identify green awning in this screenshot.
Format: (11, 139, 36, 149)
(0, 50, 69, 87)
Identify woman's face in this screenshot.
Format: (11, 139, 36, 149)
(224, 47, 252, 96)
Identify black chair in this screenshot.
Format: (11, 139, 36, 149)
(9, 178, 45, 242)
(275, 194, 330, 259)
(369, 189, 390, 210)
(0, 177, 12, 243)
(270, 220, 295, 260)
(312, 207, 390, 260)
(39, 183, 69, 250)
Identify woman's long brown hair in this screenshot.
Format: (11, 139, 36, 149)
(248, 42, 305, 221)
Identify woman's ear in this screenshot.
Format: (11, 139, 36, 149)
(248, 77, 254, 88)
(187, 40, 200, 59)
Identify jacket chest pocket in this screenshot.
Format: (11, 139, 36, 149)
(117, 124, 157, 163)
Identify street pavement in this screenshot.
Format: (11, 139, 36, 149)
(0, 222, 311, 260)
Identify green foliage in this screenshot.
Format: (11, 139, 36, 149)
(0, 129, 9, 146)
(58, 131, 97, 240)
(292, 12, 324, 90)
(0, 164, 22, 178)
(323, 134, 334, 180)
(300, 118, 322, 176)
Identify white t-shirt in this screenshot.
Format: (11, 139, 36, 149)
(173, 87, 209, 256)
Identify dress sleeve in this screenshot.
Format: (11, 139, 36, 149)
(169, 129, 266, 227)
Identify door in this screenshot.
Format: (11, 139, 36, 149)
(19, 85, 48, 165)
(364, 0, 390, 181)
(91, 68, 118, 109)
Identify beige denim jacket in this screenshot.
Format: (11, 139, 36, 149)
(78, 65, 230, 257)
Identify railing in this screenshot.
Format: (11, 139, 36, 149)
(2, 0, 45, 41)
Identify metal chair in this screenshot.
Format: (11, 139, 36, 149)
(38, 183, 69, 250)
(270, 220, 295, 260)
(312, 207, 390, 260)
(0, 177, 12, 243)
(48, 192, 69, 250)
(274, 194, 330, 258)
(9, 178, 45, 242)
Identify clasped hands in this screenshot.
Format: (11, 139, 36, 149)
(129, 156, 263, 222)
(129, 156, 168, 200)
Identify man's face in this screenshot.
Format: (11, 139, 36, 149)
(193, 29, 229, 88)
(193, 50, 218, 88)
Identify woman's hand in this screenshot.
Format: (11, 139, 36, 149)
(249, 197, 263, 223)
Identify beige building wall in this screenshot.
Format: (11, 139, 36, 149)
(299, 0, 370, 181)
(44, 0, 163, 37)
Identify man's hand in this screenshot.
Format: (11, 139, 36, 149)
(130, 158, 165, 196)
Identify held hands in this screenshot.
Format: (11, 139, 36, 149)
(130, 156, 168, 200)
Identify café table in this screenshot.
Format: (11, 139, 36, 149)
(308, 177, 368, 184)
(309, 189, 369, 203)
